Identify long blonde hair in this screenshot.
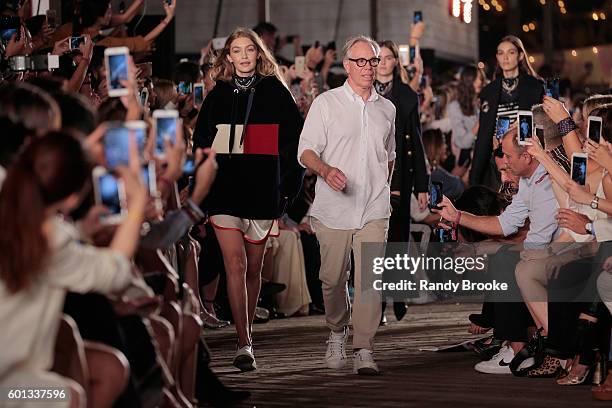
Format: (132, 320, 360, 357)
(210, 27, 287, 89)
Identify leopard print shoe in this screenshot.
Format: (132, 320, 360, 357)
(527, 355, 563, 378)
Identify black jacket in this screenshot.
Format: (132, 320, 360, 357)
(384, 76, 429, 240)
(469, 74, 544, 186)
(192, 76, 304, 219)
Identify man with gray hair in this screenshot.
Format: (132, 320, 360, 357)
(297, 35, 396, 375)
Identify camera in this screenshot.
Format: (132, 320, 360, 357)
(8, 54, 60, 72)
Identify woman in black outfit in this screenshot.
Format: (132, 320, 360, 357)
(470, 35, 543, 188)
(192, 27, 303, 372)
(375, 40, 429, 322)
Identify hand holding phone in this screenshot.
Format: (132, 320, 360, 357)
(153, 110, 179, 158)
(104, 47, 130, 97)
(428, 182, 443, 210)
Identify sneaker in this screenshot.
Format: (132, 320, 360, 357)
(474, 345, 514, 374)
(233, 344, 257, 372)
(325, 328, 348, 369)
(353, 349, 379, 375)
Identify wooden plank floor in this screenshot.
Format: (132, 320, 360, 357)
(204, 302, 606, 407)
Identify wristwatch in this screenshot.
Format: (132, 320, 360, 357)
(590, 195, 599, 210)
(585, 222, 594, 235)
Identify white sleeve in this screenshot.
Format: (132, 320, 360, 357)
(297, 95, 328, 168)
(47, 240, 133, 294)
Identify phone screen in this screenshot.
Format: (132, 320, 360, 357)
(108, 53, 129, 91)
(139, 88, 148, 106)
(98, 173, 123, 215)
(177, 81, 192, 95)
(518, 114, 533, 143)
(589, 119, 602, 143)
(70, 36, 85, 50)
(428, 182, 443, 210)
(545, 78, 560, 99)
(414, 11, 423, 24)
(496, 117, 511, 140)
(156, 116, 177, 155)
(571, 156, 587, 186)
(194, 85, 204, 105)
(1, 28, 17, 42)
(183, 155, 196, 176)
(409, 46, 416, 64)
(104, 126, 130, 168)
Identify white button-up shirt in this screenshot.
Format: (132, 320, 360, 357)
(297, 81, 396, 230)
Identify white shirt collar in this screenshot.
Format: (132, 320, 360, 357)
(343, 80, 379, 103)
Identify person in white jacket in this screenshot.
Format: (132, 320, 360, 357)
(0, 132, 147, 408)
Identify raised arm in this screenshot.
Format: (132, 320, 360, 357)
(110, 0, 145, 27)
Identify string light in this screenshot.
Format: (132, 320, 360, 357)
(528, 22, 536, 30)
(560, 7, 566, 14)
(593, 12, 599, 20)
(522, 24, 529, 32)
(593, 47, 599, 54)
(528, 56, 535, 63)
(557, 0, 564, 7)
(462, 0, 473, 24)
(539, 0, 545, 4)
(571, 50, 577, 57)
(600, 13, 606, 20)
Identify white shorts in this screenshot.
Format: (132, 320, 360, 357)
(209, 215, 279, 244)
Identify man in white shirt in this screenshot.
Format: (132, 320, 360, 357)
(298, 35, 396, 375)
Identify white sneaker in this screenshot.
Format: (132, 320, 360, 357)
(353, 349, 379, 375)
(474, 345, 514, 374)
(233, 344, 257, 372)
(325, 328, 348, 369)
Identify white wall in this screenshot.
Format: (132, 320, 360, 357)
(170, 0, 478, 61)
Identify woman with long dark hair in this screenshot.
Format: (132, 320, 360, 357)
(447, 65, 485, 166)
(469, 35, 543, 188)
(0, 132, 146, 407)
(193, 27, 303, 371)
(374, 40, 429, 323)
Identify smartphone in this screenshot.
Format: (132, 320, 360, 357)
(126, 120, 147, 157)
(104, 47, 130, 97)
(212, 36, 228, 50)
(104, 123, 131, 169)
(409, 46, 416, 64)
(153, 110, 179, 158)
(571, 153, 588, 186)
(428, 182, 443, 210)
(70, 36, 85, 50)
(0, 15, 20, 43)
(398, 45, 410, 66)
(294, 56, 306, 76)
(46, 9, 57, 29)
(104, 121, 146, 168)
(177, 81, 192, 96)
(414, 11, 423, 24)
(545, 77, 560, 100)
(139, 87, 149, 107)
(435, 226, 457, 243)
(193, 83, 204, 106)
(183, 155, 196, 176)
(535, 125, 546, 149)
(92, 167, 127, 224)
(141, 162, 158, 196)
(420, 74, 428, 89)
(517, 111, 533, 146)
(496, 117, 511, 141)
(588, 116, 603, 144)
